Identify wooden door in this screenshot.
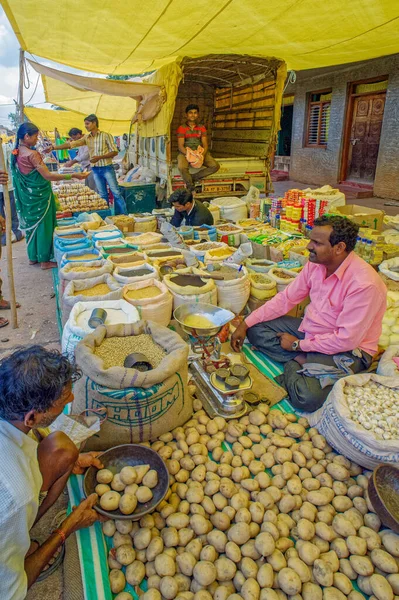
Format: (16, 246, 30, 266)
(346, 93, 385, 183)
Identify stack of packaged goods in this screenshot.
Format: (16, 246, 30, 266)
(53, 182, 108, 214)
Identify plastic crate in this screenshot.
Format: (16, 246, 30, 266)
(119, 183, 156, 214)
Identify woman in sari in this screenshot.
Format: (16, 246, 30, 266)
(11, 123, 87, 270)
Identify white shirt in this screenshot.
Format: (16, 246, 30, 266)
(75, 145, 91, 171)
(0, 144, 14, 193)
(0, 421, 42, 600)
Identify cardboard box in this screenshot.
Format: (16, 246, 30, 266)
(336, 204, 384, 231)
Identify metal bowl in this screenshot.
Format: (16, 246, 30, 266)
(368, 464, 399, 534)
(84, 444, 169, 520)
(174, 302, 235, 338)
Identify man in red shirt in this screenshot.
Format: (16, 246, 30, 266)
(177, 104, 220, 190)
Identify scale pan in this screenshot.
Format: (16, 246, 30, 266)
(174, 302, 235, 338)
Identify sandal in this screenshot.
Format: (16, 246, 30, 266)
(0, 301, 21, 310)
(0, 317, 9, 328)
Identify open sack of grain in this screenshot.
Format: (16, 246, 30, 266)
(73, 321, 191, 449)
(194, 263, 251, 314)
(163, 273, 217, 309)
(62, 274, 122, 325)
(122, 278, 173, 327)
(58, 259, 113, 297)
(307, 373, 399, 469)
(62, 300, 140, 361)
(113, 263, 159, 285)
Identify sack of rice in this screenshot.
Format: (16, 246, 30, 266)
(59, 259, 113, 297)
(249, 272, 277, 300)
(62, 274, 122, 325)
(73, 321, 191, 449)
(123, 278, 173, 326)
(163, 273, 217, 309)
(62, 299, 140, 361)
(113, 263, 159, 285)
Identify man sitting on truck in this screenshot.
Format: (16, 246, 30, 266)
(169, 189, 214, 228)
(231, 215, 387, 412)
(177, 104, 220, 191)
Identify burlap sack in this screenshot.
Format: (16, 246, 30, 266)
(73, 321, 191, 449)
(62, 274, 122, 326)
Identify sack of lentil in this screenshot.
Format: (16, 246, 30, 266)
(249, 272, 277, 300)
(123, 278, 173, 326)
(113, 263, 159, 286)
(62, 300, 140, 361)
(268, 267, 298, 292)
(306, 373, 399, 469)
(204, 246, 236, 264)
(54, 237, 93, 265)
(194, 263, 250, 315)
(62, 274, 122, 326)
(59, 259, 113, 297)
(73, 321, 190, 449)
(108, 252, 147, 269)
(60, 248, 102, 268)
(163, 273, 217, 309)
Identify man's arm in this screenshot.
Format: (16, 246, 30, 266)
(177, 137, 186, 156)
(171, 209, 184, 228)
(299, 285, 387, 355)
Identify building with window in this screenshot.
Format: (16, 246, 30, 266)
(273, 54, 399, 200)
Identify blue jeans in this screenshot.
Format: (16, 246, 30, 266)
(92, 165, 127, 215)
(0, 190, 23, 245)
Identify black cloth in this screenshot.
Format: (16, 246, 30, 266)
(171, 200, 214, 227)
(247, 316, 372, 412)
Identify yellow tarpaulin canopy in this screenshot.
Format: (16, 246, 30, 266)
(24, 107, 131, 136)
(2, 0, 399, 72)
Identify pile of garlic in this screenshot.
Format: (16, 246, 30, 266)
(344, 382, 399, 440)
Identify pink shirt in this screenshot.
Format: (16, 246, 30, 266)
(245, 253, 387, 356)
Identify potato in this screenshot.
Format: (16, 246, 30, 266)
(330, 538, 349, 559)
(302, 582, 323, 600)
(200, 545, 217, 562)
(193, 561, 217, 586)
(382, 532, 399, 557)
(113, 531, 132, 548)
(207, 529, 227, 553)
(369, 573, 394, 600)
(332, 515, 356, 538)
(297, 541, 320, 565)
(111, 474, 126, 492)
(277, 568, 302, 595)
(346, 535, 367, 556)
(215, 557, 237, 582)
(119, 466, 137, 485)
(349, 555, 374, 576)
(241, 578, 260, 600)
(339, 558, 357, 580)
(186, 487, 204, 504)
(109, 569, 126, 594)
(119, 493, 138, 515)
(297, 518, 315, 541)
(313, 559, 334, 587)
(358, 526, 382, 551)
(166, 513, 190, 530)
(256, 563, 274, 588)
(210, 512, 230, 531)
(307, 489, 334, 506)
(370, 549, 398, 573)
(136, 486, 153, 503)
(160, 576, 179, 600)
(333, 572, 353, 596)
(116, 544, 136, 566)
(364, 513, 381, 532)
(142, 469, 159, 489)
(155, 553, 176, 577)
(115, 593, 134, 600)
(100, 490, 121, 511)
(228, 522, 251, 545)
(135, 464, 151, 483)
(387, 574, 399, 595)
(267, 549, 286, 572)
(97, 468, 114, 484)
(146, 537, 164, 563)
(103, 520, 116, 537)
(225, 541, 241, 563)
(179, 528, 194, 547)
(254, 532, 275, 557)
(323, 587, 346, 600)
(95, 483, 111, 496)
(134, 527, 152, 550)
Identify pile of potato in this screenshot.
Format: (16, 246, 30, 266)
(103, 404, 399, 600)
(97, 464, 159, 514)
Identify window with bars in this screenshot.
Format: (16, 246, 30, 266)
(305, 90, 332, 148)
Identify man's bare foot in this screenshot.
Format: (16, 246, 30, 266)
(294, 353, 307, 365)
(0, 299, 20, 309)
(41, 261, 57, 270)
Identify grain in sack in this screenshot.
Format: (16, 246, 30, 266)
(249, 272, 277, 300)
(268, 267, 298, 292)
(62, 274, 122, 326)
(163, 273, 217, 309)
(123, 278, 173, 326)
(113, 263, 159, 285)
(62, 300, 140, 361)
(59, 259, 113, 297)
(195, 263, 250, 314)
(73, 321, 191, 449)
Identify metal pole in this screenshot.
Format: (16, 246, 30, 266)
(0, 140, 18, 328)
(18, 48, 24, 124)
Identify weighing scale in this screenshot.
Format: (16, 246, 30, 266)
(174, 302, 248, 419)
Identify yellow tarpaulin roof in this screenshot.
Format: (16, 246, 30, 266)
(24, 107, 131, 136)
(2, 0, 399, 72)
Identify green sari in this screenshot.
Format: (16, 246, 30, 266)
(11, 162, 57, 263)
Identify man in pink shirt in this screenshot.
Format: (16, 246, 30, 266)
(231, 215, 387, 411)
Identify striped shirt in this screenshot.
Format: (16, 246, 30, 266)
(70, 131, 118, 168)
(177, 123, 207, 150)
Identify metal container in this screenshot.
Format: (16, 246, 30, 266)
(88, 308, 107, 329)
(124, 352, 153, 371)
(174, 302, 235, 338)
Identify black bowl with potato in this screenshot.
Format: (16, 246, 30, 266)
(84, 443, 169, 520)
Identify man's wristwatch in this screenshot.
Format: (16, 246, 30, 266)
(291, 340, 301, 351)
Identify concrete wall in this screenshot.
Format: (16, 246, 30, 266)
(287, 54, 399, 199)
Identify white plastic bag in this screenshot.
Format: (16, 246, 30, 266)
(377, 346, 399, 378)
(62, 299, 140, 361)
(379, 257, 399, 282)
(242, 185, 260, 208)
(307, 373, 399, 469)
(211, 197, 248, 222)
